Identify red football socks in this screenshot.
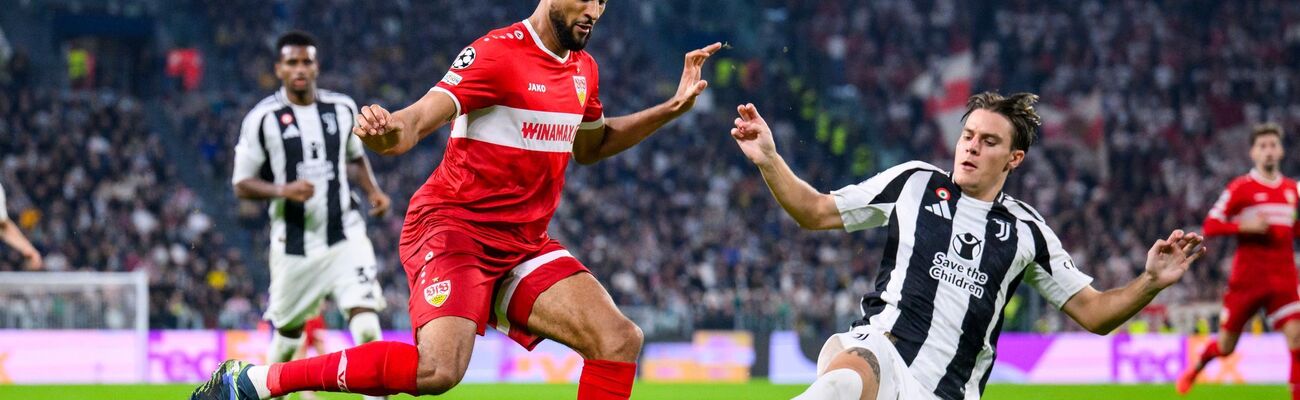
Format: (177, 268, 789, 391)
(269, 341, 420, 397)
(1290, 348, 1300, 400)
(577, 359, 637, 400)
(1197, 341, 1221, 371)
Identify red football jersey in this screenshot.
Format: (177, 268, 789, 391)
(402, 20, 605, 254)
(1204, 169, 1300, 283)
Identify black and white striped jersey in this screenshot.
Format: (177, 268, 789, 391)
(833, 160, 1092, 400)
(0, 182, 8, 222)
(232, 88, 367, 257)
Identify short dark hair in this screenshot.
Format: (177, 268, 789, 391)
(1251, 122, 1284, 146)
(274, 30, 317, 56)
(962, 92, 1042, 152)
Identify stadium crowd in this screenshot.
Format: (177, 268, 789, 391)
(4, 0, 1300, 338)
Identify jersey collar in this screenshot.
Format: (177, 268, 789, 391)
(1250, 168, 1284, 187)
(523, 19, 571, 64)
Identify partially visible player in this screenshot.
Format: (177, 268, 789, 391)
(1177, 123, 1300, 398)
(0, 181, 41, 269)
(223, 30, 391, 400)
(729, 93, 1206, 400)
(191, 1, 719, 399)
(292, 311, 328, 400)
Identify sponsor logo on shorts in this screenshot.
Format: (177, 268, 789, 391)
(425, 280, 451, 307)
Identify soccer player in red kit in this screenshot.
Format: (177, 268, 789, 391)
(1178, 123, 1300, 398)
(190, 1, 720, 399)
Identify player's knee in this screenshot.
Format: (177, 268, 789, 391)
(415, 362, 465, 395)
(590, 317, 643, 362)
(1219, 340, 1238, 355)
(827, 348, 881, 400)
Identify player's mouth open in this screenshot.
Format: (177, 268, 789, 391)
(961, 161, 977, 171)
(575, 23, 592, 35)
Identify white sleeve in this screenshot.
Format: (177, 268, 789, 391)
(0, 183, 9, 222)
(346, 132, 365, 161)
(336, 97, 366, 161)
(1024, 219, 1093, 309)
(232, 111, 269, 185)
(831, 161, 936, 232)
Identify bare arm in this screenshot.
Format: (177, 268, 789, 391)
(572, 43, 721, 165)
(347, 156, 390, 217)
(0, 219, 40, 269)
(354, 90, 458, 156)
(233, 178, 314, 202)
(730, 103, 843, 230)
(1061, 230, 1205, 334)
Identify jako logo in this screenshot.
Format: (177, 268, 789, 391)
(528, 83, 547, 93)
(952, 232, 982, 260)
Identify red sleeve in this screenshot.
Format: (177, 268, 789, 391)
(579, 56, 604, 130)
(1292, 181, 1300, 238)
(432, 39, 506, 116)
(1203, 184, 1241, 237)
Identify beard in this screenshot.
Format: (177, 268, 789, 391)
(549, 8, 592, 51)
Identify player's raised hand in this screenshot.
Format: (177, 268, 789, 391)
(669, 42, 723, 114)
(1144, 229, 1206, 289)
(280, 180, 315, 203)
(353, 104, 405, 138)
(731, 103, 778, 166)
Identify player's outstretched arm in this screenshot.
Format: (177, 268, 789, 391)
(572, 42, 722, 165)
(354, 90, 457, 156)
(0, 219, 41, 270)
(1061, 230, 1206, 334)
(347, 156, 391, 217)
(731, 103, 843, 230)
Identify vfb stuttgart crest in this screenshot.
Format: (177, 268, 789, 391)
(573, 75, 588, 106)
(424, 280, 451, 307)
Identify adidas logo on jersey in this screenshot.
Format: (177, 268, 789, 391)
(926, 201, 952, 220)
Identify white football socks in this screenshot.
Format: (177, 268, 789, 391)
(348, 311, 382, 344)
(348, 311, 386, 400)
(792, 368, 864, 400)
(267, 330, 304, 364)
(246, 365, 272, 399)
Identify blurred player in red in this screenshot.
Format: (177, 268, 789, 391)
(191, 1, 719, 399)
(1178, 123, 1300, 398)
(291, 313, 327, 400)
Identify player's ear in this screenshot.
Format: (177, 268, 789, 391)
(1006, 149, 1025, 172)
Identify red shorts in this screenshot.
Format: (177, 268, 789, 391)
(401, 230, 587, 350)
(1221, 278, 1300, 332)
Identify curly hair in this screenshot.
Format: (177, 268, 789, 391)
(962, 92, 1042, 152)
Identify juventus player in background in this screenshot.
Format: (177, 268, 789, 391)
(225, 31, 391, 400)
(193, 1, 719, 399)
(729, 93, 1206, 400)
(1178, 123, 1300, 399)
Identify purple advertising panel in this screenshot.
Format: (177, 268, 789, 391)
(0, 330, 141, 383)
(770, 331, 1292, 384)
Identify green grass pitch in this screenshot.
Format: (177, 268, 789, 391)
(0, 382, 1285, 399)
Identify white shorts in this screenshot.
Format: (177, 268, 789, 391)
(264, 237, 385, 329)
(817, 325, 935, 400)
